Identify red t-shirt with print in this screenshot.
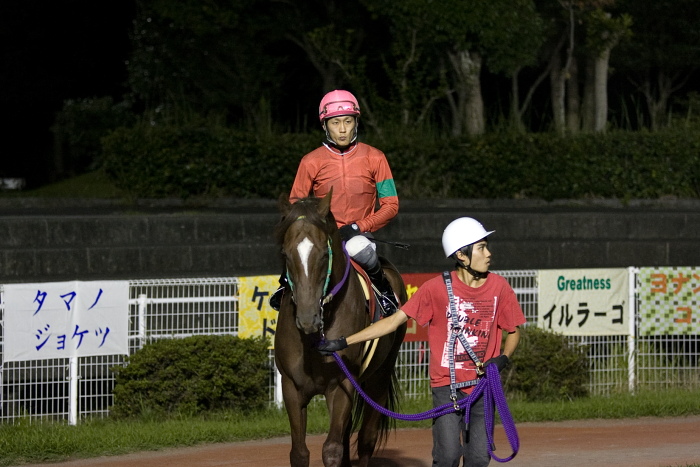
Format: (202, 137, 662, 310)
(401, 270, 526, 391)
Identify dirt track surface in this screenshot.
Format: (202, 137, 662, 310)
(19, 416, 700, 467)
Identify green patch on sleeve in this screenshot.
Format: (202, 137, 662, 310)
(376, 179, 397, 198)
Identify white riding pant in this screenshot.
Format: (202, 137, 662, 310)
(344, 235, 378, 270)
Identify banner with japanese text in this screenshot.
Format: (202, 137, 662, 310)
(237, 275, 279, 344)
(3, 281, 129, 362)
(537, 268, 629, 336)
(638, 267, 700, 336)
(236, 272, 439, 347)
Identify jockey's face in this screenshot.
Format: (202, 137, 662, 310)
(324, 116, 356, 147)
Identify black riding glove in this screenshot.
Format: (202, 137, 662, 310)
(338, 223, 361, 241)
(317, 337, 348, 355)
(484, 354, 509, 373)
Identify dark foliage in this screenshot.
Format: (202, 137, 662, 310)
(102, 124, 700, 200)
(503, 326, 590, 401)
(111, 335, 270, 418)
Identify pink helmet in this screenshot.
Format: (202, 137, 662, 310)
(318, 90, 360, 122)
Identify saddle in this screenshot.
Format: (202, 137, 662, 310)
(349, 259, 382, 322)
(349, 259, 388, 376)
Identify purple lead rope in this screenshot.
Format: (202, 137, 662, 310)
(331, 352, 519, 462)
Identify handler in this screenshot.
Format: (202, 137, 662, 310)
(317, 217, 527, 467)
(270, 89, 400, 316)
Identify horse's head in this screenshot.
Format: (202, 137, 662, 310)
(276, 189, 338, 334)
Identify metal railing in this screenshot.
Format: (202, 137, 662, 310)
(1, 269, 698, 424)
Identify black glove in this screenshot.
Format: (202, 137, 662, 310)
(338, 223, 361, 241)
(316, 337, 348, 355)
(483, 354, 509, 373)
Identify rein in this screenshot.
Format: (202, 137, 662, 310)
(322, 241, 351, 305)
(330, 352, 519, 462)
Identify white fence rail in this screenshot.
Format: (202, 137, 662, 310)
(1, 270, 698, 424)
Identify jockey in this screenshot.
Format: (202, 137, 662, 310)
(270, 89, 400, 316)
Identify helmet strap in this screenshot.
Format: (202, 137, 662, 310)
(454, 246, 488, 280)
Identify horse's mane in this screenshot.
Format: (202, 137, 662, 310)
(274, 196, 337, 245)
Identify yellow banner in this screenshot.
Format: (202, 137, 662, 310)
(238, 275, 279, 345)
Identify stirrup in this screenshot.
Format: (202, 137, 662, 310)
(375, 288, 399, 317)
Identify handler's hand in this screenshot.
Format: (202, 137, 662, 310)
(484, 354, 509, 373)
(338, 223, 361, 241)
(317, 337, 348, 355)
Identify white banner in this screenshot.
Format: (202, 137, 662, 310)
(3, 281, 129, 362)
(537, 269, 629, 336)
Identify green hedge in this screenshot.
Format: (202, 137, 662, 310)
(111, 335, 270, 418)
(102, 124, 317, 199)
(503, 326, 589, 401)
(101, 123, 700, 200)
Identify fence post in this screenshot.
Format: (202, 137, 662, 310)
(275, 363, 283, 407)
(137, 294, 147, 348)
(67, 356, 79, 425)
(627, 267, 638, 394)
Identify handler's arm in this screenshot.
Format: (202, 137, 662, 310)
(501, 327, 521, 358)
(345, 310, 409, 345)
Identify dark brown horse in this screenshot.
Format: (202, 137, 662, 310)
(273, 189, 407, 467)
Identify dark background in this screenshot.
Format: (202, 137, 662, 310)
(0, 1, 134, 184)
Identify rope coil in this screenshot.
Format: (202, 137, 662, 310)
(330, 352, 519, 462)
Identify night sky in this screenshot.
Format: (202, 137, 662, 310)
(1, 1, 135, 186)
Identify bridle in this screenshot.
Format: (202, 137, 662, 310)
(284, 216, 352, 335)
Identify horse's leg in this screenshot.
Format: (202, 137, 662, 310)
(323, 380, 354, 467)
(281, 375, 312, 467)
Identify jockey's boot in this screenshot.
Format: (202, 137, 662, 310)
(269, 273, 287, 311)
(367, 263, 399, 317)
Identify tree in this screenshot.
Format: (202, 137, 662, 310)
(613, 0, 700, 130)
(580, 8, 632, 132)
(361, 0, 446, 132)
(127, 0, 282, 127)
(540, 0, 630, 134)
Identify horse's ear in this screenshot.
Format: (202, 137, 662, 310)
(279, 192, 292, 216)
(318, 187, 333, 218)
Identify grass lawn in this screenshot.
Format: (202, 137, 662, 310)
(0, 388, 699, 466)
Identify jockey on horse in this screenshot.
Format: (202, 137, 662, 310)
(270, 89, 400, 317)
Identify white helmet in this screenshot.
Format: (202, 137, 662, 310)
(442, 217, 495, 258)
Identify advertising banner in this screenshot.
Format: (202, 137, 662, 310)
(3, 281, 129, 362)
(237, 275, 279, 344)
(237, 272, 441, 347)
(638, 267, 700, 336)
(537, 268, 629, 336)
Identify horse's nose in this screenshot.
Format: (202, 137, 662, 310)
(296, 313, 322, 334)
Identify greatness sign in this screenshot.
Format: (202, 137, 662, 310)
(537, 269, 629, 336)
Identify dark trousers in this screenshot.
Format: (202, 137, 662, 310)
(431, 385, 491, 467)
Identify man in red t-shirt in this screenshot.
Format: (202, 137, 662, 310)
(270, 90, 400, 316)
(317, 217, 526, 467)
